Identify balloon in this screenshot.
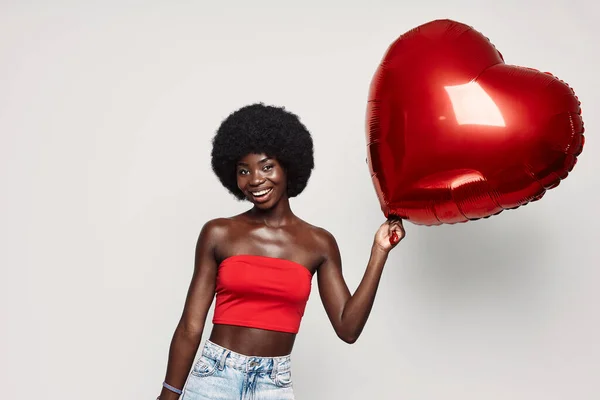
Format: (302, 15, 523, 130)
(365, 19, 584, 226)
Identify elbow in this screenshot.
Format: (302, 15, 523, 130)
(335, 316, 362, 344)
(341, 335, 358, 344)
(337, 329, 360, 344)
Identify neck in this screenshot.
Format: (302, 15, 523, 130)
(248, 196, 294, 227)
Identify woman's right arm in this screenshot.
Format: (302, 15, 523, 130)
(158, 219, 224, 400)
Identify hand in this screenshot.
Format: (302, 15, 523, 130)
(373, 217, 405, 252)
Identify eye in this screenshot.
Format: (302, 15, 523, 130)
(263, 164, 274, 171)
(238, 168, 249, 175)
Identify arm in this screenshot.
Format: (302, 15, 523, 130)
(158, 220, 223, 400)
(317, 218, 405, 344)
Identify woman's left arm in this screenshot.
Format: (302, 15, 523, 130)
(316, 218, 405, 344)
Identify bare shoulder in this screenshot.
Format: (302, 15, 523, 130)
(296, 218, 339, 256)
(198, 217, 239, 243)
(199, 214, 253, 247)
(200, 217, 228, 235)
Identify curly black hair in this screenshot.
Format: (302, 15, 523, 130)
(211, 103, 314, 200)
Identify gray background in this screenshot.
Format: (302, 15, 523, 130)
(1, 0, 598, 399)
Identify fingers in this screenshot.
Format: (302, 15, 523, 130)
(387, 217, 405, 245)
(387, 218, 404, 232)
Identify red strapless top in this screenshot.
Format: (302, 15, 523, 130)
(212, 254, 313, 334)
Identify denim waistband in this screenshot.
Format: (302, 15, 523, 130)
(202, 340, 291, 375)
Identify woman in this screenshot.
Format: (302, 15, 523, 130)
(158, 103, 405, 399)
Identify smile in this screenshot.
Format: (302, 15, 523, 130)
(250, 188, 273, 198)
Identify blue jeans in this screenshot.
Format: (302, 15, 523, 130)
(181, 340, 295, 400)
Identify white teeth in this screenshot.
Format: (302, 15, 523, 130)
(251, 188, 272, 196)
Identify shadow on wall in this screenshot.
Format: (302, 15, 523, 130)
(400, 211, 563, 316)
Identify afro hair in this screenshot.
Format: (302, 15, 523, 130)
(211, 103, 314, 200)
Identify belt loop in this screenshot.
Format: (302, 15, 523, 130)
(270, 358, 279, 379)
(218, 350, 230, 371)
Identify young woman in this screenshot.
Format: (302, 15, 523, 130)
(157, 103, 405, 399)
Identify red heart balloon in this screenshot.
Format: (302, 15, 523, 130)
(366, 19, 584, 226)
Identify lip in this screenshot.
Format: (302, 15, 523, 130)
(248, 187, 274, 203)
(250, 187, 272, 193)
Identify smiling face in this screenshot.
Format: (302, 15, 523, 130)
(236, 153, 288, 208)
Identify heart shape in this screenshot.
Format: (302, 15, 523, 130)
(365, 19, 584, 226)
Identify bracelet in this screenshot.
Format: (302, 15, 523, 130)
(162, 381, 183, 395)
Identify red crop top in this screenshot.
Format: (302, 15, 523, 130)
(212, 254, 313, 334)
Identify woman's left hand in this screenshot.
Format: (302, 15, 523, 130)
(373, 217, 405, 253)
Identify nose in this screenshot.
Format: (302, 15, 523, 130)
(249, 170, 266, 186)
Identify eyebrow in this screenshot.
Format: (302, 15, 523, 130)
(237, 157, 272, 166)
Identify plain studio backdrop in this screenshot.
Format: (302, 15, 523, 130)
(1, 1, 598, 399)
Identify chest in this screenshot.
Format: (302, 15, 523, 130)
(219, 226, 321, 273)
